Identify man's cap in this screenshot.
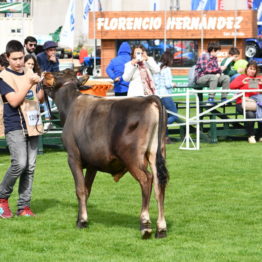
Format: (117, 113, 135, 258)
(43, 41, 58, 50)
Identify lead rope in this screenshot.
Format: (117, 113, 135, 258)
(18, 107, 27, 137)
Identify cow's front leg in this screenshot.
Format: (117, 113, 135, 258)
(68, 156, 88, 228)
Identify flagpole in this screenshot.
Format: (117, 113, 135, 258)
(93, 0, 96, 77)
(234, 0, 237, 47)
(164, 0, 167, 51)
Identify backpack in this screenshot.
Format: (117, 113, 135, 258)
(188, 65, 197, 87)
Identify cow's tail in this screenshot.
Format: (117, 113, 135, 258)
(155, 96, 169, 187)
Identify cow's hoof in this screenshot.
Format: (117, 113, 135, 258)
(140, 221, 152, 239)
(155, 229, 167, 238)
(76, 220, 88, 228)
(141, 228, 152, 239)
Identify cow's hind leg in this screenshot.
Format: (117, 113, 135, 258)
(128, 165, 153, 239)
(149, 155, 167, 238)
(68, 155, 88, 228)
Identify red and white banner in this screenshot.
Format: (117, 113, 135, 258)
(247, 0, 253, 9)
(217, 0, 224, 10)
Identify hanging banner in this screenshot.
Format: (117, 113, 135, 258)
(89, 10, 257, 40)
(191, 0, 216, 10)
(59, 0, 76, 49)
(0, 2, 30, 14)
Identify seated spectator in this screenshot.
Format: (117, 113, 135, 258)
(37, 41, 59, 72)
(232, 59, 248, 79)
(230, 60, 262, 144)
(37, 41, 59, 129)
(123, 44, 160, 96)
(154, 51, 178, 144)
(195, 41, 230, 106)
(106, 42, 131, 96)
(220, 47, 242, 81)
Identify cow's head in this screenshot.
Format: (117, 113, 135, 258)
(42, 69, 89, 99)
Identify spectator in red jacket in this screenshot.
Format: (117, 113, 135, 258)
(79, 46, 88, 65)
(230, 60, 262, 143)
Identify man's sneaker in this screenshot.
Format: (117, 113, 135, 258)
(206, 98, 215, 106)
(248, 136, 256, 144)
(258, 138, 262, 142)
(0, 198, 13, 219)
(16, 206, 35, 217)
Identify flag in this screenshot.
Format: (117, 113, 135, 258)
(150, 0, 160, 11)
(248, 0, 262, 24)
(217, 0, 224, 10)
(191, 0, 216, 10)
(59, 0, 76, 49)
(82, 0, 102, 36)
(82, 0, 94, 36)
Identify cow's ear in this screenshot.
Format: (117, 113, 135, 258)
(78, 74, 89, 86)
(43, 72, 55, 87)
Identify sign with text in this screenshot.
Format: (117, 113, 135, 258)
(89, 10, 257, 39)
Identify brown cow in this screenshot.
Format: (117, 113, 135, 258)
(42, 69, 169, 239)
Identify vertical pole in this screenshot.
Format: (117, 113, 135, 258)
(21, 1, 25, 41)
(201, 10, 204, 53)
(234, 0, 237, 47)
(195, 92, 200, 150)
(164, 0, 167, 51)
(93, 0, 97, 76)
(185, 89, 190, 148)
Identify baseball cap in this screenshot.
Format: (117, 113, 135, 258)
(43, 41, 58, 50)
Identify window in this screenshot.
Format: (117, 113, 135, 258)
(117, 39, 198, 67)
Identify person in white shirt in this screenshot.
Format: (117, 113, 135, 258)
(123, 44, 160, 96)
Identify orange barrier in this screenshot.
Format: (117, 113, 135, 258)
(80, 80, 113, 96)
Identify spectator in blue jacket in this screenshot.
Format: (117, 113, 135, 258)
(37, 41, 59, 72)
(106, 42, 131, 96)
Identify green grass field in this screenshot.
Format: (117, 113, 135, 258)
(0, 142, 261, 262)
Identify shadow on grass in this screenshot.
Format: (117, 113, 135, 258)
(32, 198, 173, 231)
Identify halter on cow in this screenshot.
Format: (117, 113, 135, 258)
(42, 69, 169, 239)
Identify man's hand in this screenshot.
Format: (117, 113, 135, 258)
(220, 65, 226, 71)
(25, 68, 40, 85)
(49, 54, 57, 63)
(29, 74, 41, 85)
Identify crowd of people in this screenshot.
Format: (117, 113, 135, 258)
(0, 37, 262, 219)
(194, 41, 262, 144)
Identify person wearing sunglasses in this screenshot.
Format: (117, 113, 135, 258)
(24, 36, 37, 57)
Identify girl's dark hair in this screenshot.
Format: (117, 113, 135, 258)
(131, 44, 146, 58)
(160, 51, 173, 69)
(6, 40, 24, 57)
(24, 54, 41, 76)
(0, 53, 9, 67)
(245, 60, 259, 76)
(207, 41, 221, 53)
(228, 47, 240, 56)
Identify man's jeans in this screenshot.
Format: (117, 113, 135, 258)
(0, 130, 38, 209)
(196, 74, 230, 99)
